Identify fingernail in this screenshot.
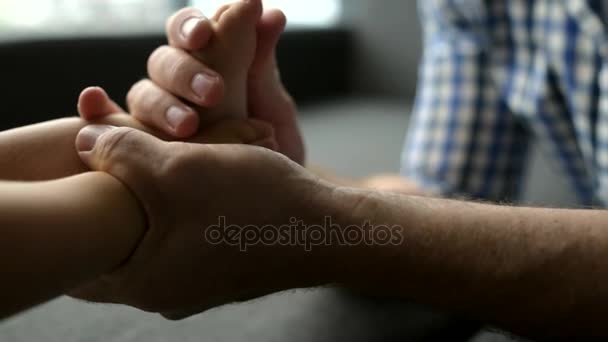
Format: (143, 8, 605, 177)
(76, 125, 115, 152)
(191, 73, 218, 100)
(166, 106, 192, 130)
(181, 17, 206, 39)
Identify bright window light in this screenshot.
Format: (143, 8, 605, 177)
(190, 0, 342, 27)
(0, 0, 342, 36)
(0, 0, 175, 33)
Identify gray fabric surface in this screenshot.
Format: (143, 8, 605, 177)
(1, 290, 447, 342)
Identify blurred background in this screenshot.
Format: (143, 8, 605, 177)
(0, 0, 341, 34)
(0, 0, 574, 341)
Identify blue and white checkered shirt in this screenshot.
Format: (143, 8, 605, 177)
(401, 0, 608, 205)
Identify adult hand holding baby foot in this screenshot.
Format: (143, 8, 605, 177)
(70, 125, 333, 319)
(71, 1, 308, 319)
(79, 0, 305, 164)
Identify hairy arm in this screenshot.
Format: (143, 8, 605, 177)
(309, 165, 428, 196)
(326, 189, 608, 340)
(0, 172, 145, 318)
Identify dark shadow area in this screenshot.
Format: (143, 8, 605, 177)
(0, 28, 353, 130)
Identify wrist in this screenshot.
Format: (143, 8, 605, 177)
(62, 172, 147, 276)
(277, 181, 377, 289)
(319, 186, 411, 291)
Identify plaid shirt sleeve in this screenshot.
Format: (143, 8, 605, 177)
(401, 0, 530, 201)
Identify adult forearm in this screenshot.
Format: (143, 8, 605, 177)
(308, 165, 427, 196)
(0, 172, 145, 318)
(331, 189, 608, 340)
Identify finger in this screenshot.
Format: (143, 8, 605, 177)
(148, 45, 224, 107)
(78, 86, 125, 120)
(188, 118, 278, 150)
(127, 79, 199, 138)
(75, 126, 167, 182)
(74, 125, 174, 223)
(250, 9, 287, 76)
(166, 7, 213, 51)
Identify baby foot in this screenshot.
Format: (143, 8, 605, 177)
(193, 0, 263, 126)
(78, 1, 266, 141)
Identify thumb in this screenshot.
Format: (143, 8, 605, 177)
(78, 86, 125, 120)
(75, 125, 167, 178)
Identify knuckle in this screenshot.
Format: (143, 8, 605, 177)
(160, 142, 211, 180)
(168, 54, 194, 86)
(130, 82, 165, 119)
(160, 142, 191, 175)
(165, 13, 179, 38)
(147, 45, 171, 75)
(126, 79, 148, 110)
(149, 46, 195, 91)
(96, 127, 138, 170)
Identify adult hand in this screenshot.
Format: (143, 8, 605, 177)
(77, 87, 278, 150)
(79, 7, 305, 164)
(71, 125, 331, 318)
